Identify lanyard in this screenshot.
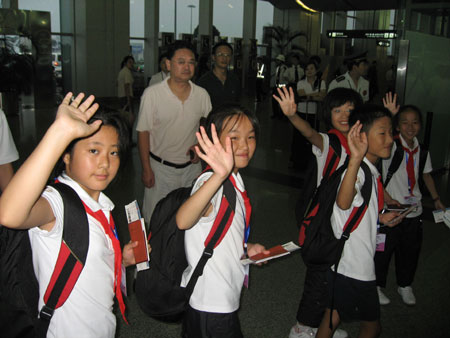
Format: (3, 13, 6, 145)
(228, 175, 251, 248)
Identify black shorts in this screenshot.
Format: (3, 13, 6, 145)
(182, 305, 243, 338)
(327, 269, 380, 322)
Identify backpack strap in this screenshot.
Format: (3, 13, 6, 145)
(322, 133, 343, 180)
(36, 183, 89, 338)
(184, 178, 237, 298)
(418, 143, 428, 177)
(384, 138, 403, 188)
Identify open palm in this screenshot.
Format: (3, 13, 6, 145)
(195, 124, 234, 179)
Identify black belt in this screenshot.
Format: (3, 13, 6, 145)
(150, 152, 192, 169)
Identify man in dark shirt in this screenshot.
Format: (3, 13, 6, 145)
(197, 41, 241, 109)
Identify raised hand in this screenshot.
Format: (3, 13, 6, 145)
(195, 124, 234, 179)
(55, 92, 101, 139)
(273, 86, 297, 117)
(347, 121, 367, 161)
(383, 92, 399, 115)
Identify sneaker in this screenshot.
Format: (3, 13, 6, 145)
(333, 329, 349, 338)
(288, 322, 315, 338)
(398, 286, 416, 305)
(377, 286, 391, 305)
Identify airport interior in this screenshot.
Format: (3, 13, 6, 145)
(0, 0, 450, 337)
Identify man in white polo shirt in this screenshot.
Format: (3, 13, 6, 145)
(136, 41, 212, 224)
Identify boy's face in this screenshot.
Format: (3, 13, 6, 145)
(365, 116, 393, 163)
(397, 110, 421, 145)
(219, 115, 256, 174)
(331, 102, 354, 135)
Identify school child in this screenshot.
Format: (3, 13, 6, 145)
(0, 93, 139, 338)
(375, 105, 446, 306)
(274, 86, 362, 338)
(176, 105, 269, 338)
(315, 105, 402, 338)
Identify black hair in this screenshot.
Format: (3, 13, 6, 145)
(167, 40, 196, 60)
(120, 55, 134, 69)
(309, 55, 321, 66)
(158, 52, 168, 64)
(53, 108, 130, 178)
(212, 41, 233, 55)
(301, 60, 321, 91)
(393, 104, 423, 129)
(205, 104, 260, 142)
(349, 104, 392, 134)
(322, 88, 363, 130)
(346, 58, 368, 72)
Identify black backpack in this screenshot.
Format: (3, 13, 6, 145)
(0, 183, 90, 338)
(295, 132, 343, 224)
(383, 138, 428, 189)
(135, 176, 237, 322)
(299, 160, 373, 269)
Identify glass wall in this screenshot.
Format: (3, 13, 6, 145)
(19, 0, 63, 93)
(213, 0, 243, 39)
(130, 0, 145, 72)
(256, 0, 273, 44)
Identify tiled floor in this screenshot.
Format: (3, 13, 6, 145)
(6, 92, 450, 338)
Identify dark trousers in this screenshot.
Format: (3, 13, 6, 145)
(291, 113, 317, 171)
(375, 216, 423, 288)
(296, 266, 329, 328)
(182, 306, 244, 338)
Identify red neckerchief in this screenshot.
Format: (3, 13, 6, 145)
(402, 145, 418, 195)
(328, 129, 351, 155)
(376, 175, 384, 213)
(83, 202, 127, 323)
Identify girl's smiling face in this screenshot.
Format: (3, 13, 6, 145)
(219, 115, 256, 173)
(331, 102, 354, 135)
(63, 125, 120, 200)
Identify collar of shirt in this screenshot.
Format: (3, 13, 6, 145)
(58, 172, 114, 214)
(398, 133, 419, 151)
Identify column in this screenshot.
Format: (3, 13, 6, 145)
(144, 0, 159, 81)
(242, 0, 256, 90)
(73, 0, 129, 96)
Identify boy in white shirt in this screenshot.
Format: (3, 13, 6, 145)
(316, 105, 402, 338)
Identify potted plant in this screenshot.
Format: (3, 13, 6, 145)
(0, 35, 34, 115)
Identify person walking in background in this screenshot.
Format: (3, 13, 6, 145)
(328, 52, 370, 103)
(148, 53, 170, 87)
(136, 41, 212, 224)
(290, 59, 326, 171)
(197, 41, 241, 109)
(271, 54, 288, 119)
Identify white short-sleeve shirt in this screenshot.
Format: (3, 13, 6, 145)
(28, 174, 117, 338)
(382, 135, 432, 217)
(136, 78, 212, 163)
(328, 71, 369, 102)
(296, 78, 326, 114)
(0, 109, 19, 165)
(117, 67, 134, 98)
(312, 133, 349, 187)
(330, 158, 380, 281)
(181, 172, 246, 313)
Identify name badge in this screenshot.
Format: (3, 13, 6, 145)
(376, 233, 386, 252)
(404, 195, 419, 205)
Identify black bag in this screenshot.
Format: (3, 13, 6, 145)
(0, 183, 89, 338)
(295, 133, 342, 224)
(135, 177, 237, 322)
(299, 160, 373, 269)
(382, 138, 428, 189)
